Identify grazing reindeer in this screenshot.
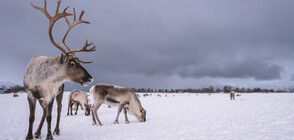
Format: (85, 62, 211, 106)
(67, 90, 91, 116)
(13, 93, 19, 97)
(143, 93, 149, 97)
(157, 94, 161, 97)
(136, 94, 141, 98)
(230, 91, 235, 100)
(24, 0, 95, 139)
(90, 84, 146, 126)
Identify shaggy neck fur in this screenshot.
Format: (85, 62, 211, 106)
(128, 94, 142, 117)
(24, 55, 67, 103)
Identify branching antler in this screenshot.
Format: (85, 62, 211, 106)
(62, 8, 96, 54)
(31, 0, 96, 63)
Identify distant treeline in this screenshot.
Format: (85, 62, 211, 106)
(0, 85, 25, 94)
(1, 84, 292, 94)
(133, 85, 290, 93)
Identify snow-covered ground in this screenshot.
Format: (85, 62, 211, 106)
(0, 92, 294, 140)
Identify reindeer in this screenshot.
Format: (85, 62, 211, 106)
(67, 90, 91, 116)
(230, 91, 235, 100)
(13, 93, 19, 97)
(24, 0, 95, 139)
(90, 84, 146, 126)
(157, 94, 161, 97)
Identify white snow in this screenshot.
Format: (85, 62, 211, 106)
(1, 92, 294, 140)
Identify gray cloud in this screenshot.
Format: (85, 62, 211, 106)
(1, 0, 294, 89)
(178, 58, 282, 80)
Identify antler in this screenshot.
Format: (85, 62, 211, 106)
(31, 0, 96, 62)
(31, 0, 73, 54)
(62, 8, 96, 54)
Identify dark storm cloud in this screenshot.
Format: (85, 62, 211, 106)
(178, 58, 282, 80)
(1, 0, 294, 89)
(85, 0, 292, 81)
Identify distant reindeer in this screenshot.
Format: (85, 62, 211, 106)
(24, 0, 95, 139)
(157, 94, 161, 97)
(67, 90, 91, 116)
(143, 93, 149, 97)
(230, 91, 235, 100)
(90, 84, 146, 126)
(13, 93, 19, 97)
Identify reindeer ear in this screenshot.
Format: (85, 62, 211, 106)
(60, 53, 68, 64)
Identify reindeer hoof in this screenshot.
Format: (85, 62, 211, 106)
(93, 122, 102, 126)
(33, 133, 41, 139)
(25, 134, 33, 140)
(114, 121, 119, 124)
(125, 121, 130, 124)
(46, 134, 53, 140)
(53, 130, 60, 136)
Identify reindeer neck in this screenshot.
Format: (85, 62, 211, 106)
(129, 95, 142, 114)
(24, 55, 67, 89)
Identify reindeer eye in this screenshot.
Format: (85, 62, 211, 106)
(69, 61, 76, 68)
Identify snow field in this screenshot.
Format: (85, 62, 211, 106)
(0, 93, 294, 140)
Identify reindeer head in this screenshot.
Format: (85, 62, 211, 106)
(136, 107, 146, 122)
(59, 54, 93, 86)
(84, 103, 91, 116)
(31, 0, 95, 86)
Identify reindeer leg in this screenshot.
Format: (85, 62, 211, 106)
(70, 103, 74, 115)
(91, 103, 102, 126)
(75, 103, 79, 115)
(124, 107, 130, 124)
(33, 100, 47, 139)
(67, 100, 71, 116)
(91, 107, 97, 125)
(26, 96, 36, 140)
(53, 85, 64, 136)
(114, 103, 126, 124)
(45, 98, 54, 140)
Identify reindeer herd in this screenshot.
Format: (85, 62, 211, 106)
(23, 0, 146, 139)
(23, 0, 239, 139)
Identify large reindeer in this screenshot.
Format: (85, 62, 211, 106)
(24, 0, 95, 139)
(90, 84, 146, 126)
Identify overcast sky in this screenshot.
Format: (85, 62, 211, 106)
(1, 0, 294, 90)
